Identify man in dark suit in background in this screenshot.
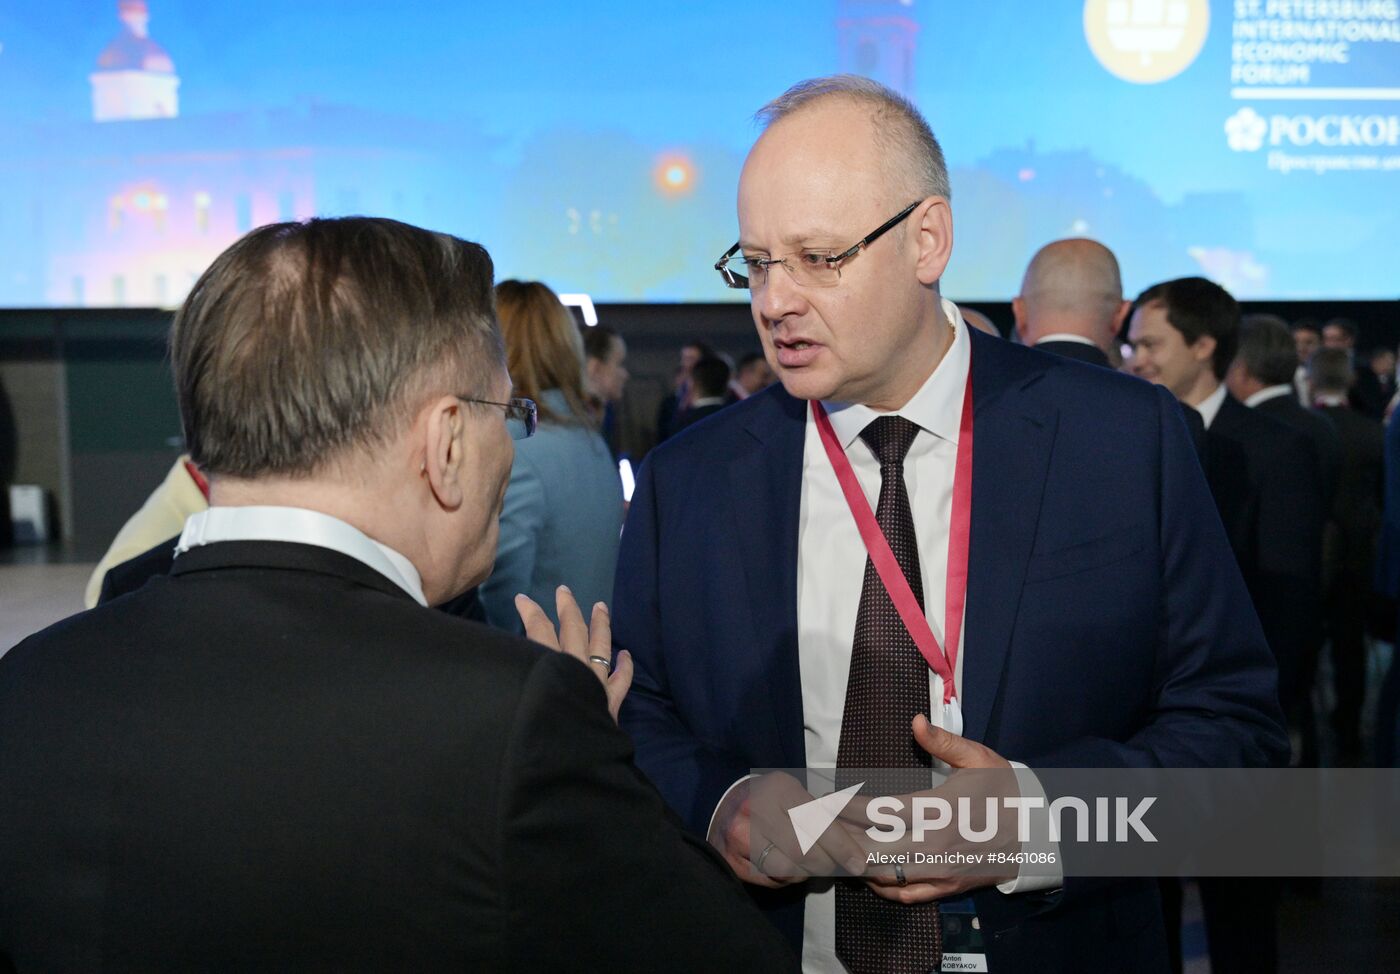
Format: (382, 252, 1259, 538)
(656, 339, 717, 443)
(1131, 282, 1325, 733)
(1370, 346, 1397, 414)
(1011, 237, 1128, 368)
(0, 218, 793, 971)
(674, 355, 733, 433)
(1291, 318, 1322, 406)
(1229, 314, 1341, 508)
(1227, 312, 1339, 761)
(1323, 317, 1387, 419)
(1311, 348, 1386, 757)
(1129, 277, 1325, 974)
(616, 76, 1286, 974)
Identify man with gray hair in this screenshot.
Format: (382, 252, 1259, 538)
(1228, 313, 1341, 515)
(1012, 238, 1129, 367)
(0, 218, 794, 970)
(615, 75, 1285, 973)
(1227, 313, 1338, 767)
(1310, 347, 1385, 756)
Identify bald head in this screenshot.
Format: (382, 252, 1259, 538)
(1013, 238, 1129, 352)
(959, 306, 1000, 337)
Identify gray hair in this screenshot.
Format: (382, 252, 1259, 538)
(171, 217, 503, 479)
(1236, 313, 1299, 387)
(755, 75, 950, 202)
(1309, 347, 1355, 395)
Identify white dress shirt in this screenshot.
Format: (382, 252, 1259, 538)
(1034, 333, 1099, 349)
(1195, 381, 1229, 430)
(176, 506, 427, 606)
(791, 299, 1058, 972)
(1244, 384, 1295, 408)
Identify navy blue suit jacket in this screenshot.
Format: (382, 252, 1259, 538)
(613, 331, 1288, 970)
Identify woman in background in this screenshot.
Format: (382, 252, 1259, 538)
(480, 281, 624, 632)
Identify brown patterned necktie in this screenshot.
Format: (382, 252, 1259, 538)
(835, 415, 942, 974)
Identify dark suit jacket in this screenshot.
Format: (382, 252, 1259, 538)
(1204, 395, 1326, 712)
(1034, 339, 1110, 368)
(0, 541, 794, 971)
(1254, 392, 1342, 513)
(613, 332, 1288, 972)
(674, 401, 727, 433)
(1317, 404, 1384, 575)
(1350, 365, 1387, 419)
(98, 534, 488, 621)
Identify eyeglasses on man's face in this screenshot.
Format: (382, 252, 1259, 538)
(457, 396, 537, 440)
(714, 200, 923, 291)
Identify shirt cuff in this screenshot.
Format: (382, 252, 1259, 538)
(707, 773, 760, 845)
(996, 760, 1064, 895)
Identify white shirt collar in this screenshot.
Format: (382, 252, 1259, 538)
(1244, 384, 1295, 408)
(690, 396, 726, 408)
(1035, 333, 1099, 348)
(176, 506, 427, 606)
(822, 296, 970, 450)
(1315, 392, 1348, 407)
(1195, 382, 1229, 430)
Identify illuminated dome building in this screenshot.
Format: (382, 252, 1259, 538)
(90, 0, 180, 122)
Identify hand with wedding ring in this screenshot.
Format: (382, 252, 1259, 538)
(840, 715, 1019, 904)
(708, 771, 869, 889)
(515, 585, 633, 723)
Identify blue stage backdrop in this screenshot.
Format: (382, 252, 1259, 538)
(1, 0, 1397, 307)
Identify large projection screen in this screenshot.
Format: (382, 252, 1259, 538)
(1, 0, 1397, 307)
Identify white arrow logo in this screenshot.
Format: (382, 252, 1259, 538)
(788, 781, 865, 855)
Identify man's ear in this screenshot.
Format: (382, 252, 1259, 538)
(1011, 296, 1028, 340)
(914, 197, 953, 287)
(1192, 334, 1218, 368)
(1109, 299, 1132, 345)
(422, 395, 465, 511)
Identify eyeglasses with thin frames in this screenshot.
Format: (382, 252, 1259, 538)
(457, 396, 537, 440)
(714, 200, 923, 290)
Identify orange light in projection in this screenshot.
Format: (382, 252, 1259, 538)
(653, 153, 696, 196)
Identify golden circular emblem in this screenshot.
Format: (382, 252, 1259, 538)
(1084, 0, 1210, 84)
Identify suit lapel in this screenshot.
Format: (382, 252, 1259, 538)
(961, 332, 1059, 744)
(729, 389, 808, 767)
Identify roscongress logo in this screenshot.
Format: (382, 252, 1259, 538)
(1226, 108, 1268, 152)
(1227, 108, 1400, 152)
(1084, 0, 1210, 84)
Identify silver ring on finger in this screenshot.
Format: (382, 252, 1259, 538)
(587, 655, 611, 671)
(894, 862, 908, 887)
(756, 841, 777, 875)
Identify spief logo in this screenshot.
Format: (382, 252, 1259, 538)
(1084, 0, 1210, 84)
(1226, 108, 1268, 152)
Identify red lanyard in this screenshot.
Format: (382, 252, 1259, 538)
(184, 460, 211, 502)
(812, 374, 973, 704)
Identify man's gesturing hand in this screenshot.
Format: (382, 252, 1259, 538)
(847, 715, 1019, 904)
(708, 772, 868, 889)
(516, 585, 633, 722)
